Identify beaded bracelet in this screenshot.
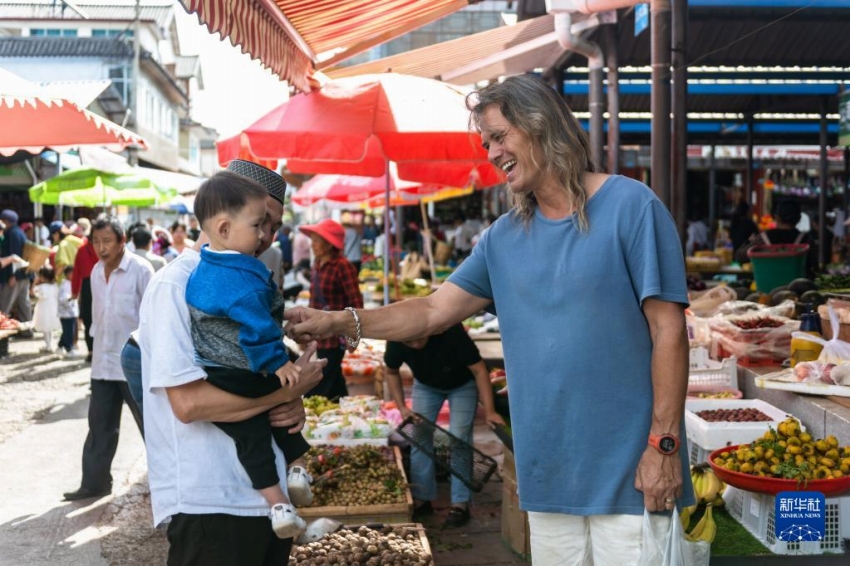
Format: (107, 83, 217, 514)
(344, 307, 361, 350)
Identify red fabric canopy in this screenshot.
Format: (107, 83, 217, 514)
(179, 0, 470, 91)
(0, 69, 148, 157)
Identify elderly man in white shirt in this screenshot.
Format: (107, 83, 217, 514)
(63, 215, 154, 501)
(139, 160, 326, 565)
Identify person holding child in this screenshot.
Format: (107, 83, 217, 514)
(32, 265, 60, 353)
(139, 159, 326, 565)
(184, 170, 314, 539)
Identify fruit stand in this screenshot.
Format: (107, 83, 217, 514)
(300, 444, 414, 525)
(288, 523, 433, 566)
(684, 351, 850, 557)
(0, 311, 20, 358)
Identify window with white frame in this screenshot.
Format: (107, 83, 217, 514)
(30, 28, 77, 36)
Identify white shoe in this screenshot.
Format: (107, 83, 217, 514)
(64, 348, 84, 360)
(269, 503, 306, 539)
(38, 345, 55, 354)
(287, 466, 314, 507)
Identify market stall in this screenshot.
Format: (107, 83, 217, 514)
(683, 282, 850, 558)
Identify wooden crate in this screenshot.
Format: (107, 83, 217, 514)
(300, 445, 413, 525)
(500, 448, 531, 560)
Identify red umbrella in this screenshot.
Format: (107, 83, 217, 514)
(0, 68, 148, 156)
(216, 73, 504, 303)
(283, 137, 503, 189)
(216, 73, 502, 187)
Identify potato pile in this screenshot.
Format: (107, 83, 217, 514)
(305, 445, 408, 507)
(712, 416, 850, 481)
(288, 524, 432, 566)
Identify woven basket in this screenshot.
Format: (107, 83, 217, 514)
(21, 241, 51, 274)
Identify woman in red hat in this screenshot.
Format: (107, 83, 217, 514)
(299, 219, 363, 400)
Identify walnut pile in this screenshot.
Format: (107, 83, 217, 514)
(288, 524, 432, 566)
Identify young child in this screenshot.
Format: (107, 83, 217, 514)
(32, 265, 60, 353)
(58, 265, 81, 358)
(186, 171, 312, 540)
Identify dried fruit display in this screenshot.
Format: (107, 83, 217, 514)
(305, 445, 408, 507)
(730, 317, 784, 330)
(289, 524, 431, 566)
(696, 408, 773, 422)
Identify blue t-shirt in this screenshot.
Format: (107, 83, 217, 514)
(448, 175, 693, 515)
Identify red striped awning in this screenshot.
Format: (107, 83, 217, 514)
(179, 0, 471, 91)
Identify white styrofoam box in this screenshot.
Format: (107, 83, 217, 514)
(685, 399, 797, 451)
(728, 488, 850, 555)
(688, 356, 738, 389)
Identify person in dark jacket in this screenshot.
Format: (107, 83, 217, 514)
(0, 209, 34, 336)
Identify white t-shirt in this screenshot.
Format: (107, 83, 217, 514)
(90, 250, 153, 381)
(138, 248, 288, 527)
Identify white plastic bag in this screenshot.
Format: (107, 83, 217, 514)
(791, 305, 850, 365)
(638, 507, 710, 566)
(689, 286, 737, 317)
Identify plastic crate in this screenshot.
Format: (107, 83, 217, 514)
(684, 399, 795, 451)
(687, 435, 713, 465)
(728, 487, 850, 555)
(747, 244, 809, 293)
(396, 413, 497, 493)
(688, 356, 739, 389)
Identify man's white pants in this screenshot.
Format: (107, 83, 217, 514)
(527, 511, 670, 566)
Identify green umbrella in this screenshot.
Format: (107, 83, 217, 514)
(28, 167, 179, 207)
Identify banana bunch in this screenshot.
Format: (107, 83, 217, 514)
(678, 464, 725, 543)
(685, 504, 717, 543)
(691, 463, 725, 506)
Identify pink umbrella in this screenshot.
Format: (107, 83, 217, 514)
(0, 68, 147, 156)
(292, 169, 445, 207)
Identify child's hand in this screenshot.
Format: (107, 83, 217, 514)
(275, 361, 302, 388)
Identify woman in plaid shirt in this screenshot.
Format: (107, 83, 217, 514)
(300, 219, 363, 400)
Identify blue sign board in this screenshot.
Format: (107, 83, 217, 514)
(774, 492, 826, 542)
(635, 4, 649, 37)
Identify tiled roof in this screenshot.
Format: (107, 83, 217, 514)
(0, 37, 132, 58)
(0, 1, 173, 28)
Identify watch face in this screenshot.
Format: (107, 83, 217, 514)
(659, 436, 677, 454)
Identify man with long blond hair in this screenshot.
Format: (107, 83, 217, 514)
(284, 74, 693, 565)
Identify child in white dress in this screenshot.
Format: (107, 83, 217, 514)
(32, 265, 60, 353)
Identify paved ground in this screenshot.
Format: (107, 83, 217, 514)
(0, 331, 526, 565)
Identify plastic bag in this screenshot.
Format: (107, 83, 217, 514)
(791, 305, 850, 365)
(638, 507, 710, 566)
(689, 286, 737, 317)
(708, 314, 798, 362)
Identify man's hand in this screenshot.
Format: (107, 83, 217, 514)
(269, 398, 307, 433)
(634, 447, 683, 512)
(284, 307, 338, 343)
